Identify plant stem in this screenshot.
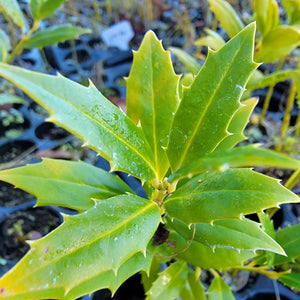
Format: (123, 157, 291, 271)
(92, 0, 101, 22)
(276, 51, 300, 151)
(295, 107, 300, 136)
(5, 20, 40, 64)
(259, 57, 285, 125)
(285, 169, 300, 190)
(234, 265, 282, 280)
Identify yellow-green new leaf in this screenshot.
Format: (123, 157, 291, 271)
(167, 23, 258, 171)
(0, 194, 161, 299)
(208, 0, 244, 38)
(283, 0, 300, 25)
(127, 31, 180, 180)
(195, 28, 226, 51)
(0, 0, 25, 29)
(254, 0, 279, 37)
(255, 25, 300, 63)
(165, 169, 299, 224)
(0, 63, 156, 180)
(169, 46, 200, 75)
(0, 158, 133, 212)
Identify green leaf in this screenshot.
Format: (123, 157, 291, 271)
(167, 23, 258, 171)
(126, 31, 180, 180)
(279, 273, 300, 291)
(0, 93, 26, 105)
(23, 25, 91, 49)
(246, 69, 298, 91)
(169, 145, 300, 183)
(214, 98, 257, 151)
(180, 271, 206, 300)
(165, 168, 300, 224)
(254, 0, 279, 37)
(141, 257, 162, 293)
(195, 28, 226, 51)
(0, 0, 25, 29)
(255, 25, 300, 63)
(66, 252, 152, 300)
(169, 46, 200, 75)
(208, 0, 244, 38)
(0, 194, 161, 299)
(168, 217, 285, 255)
(30, 0, 67, 20)
(283, 0, 300, 25)
(0, 63, 157, 181)
(167, 232, 255, 269)
(273, 223, 300, 265)
(146, 261, 190, 300)
(0, 29, 11, 62)
(207, 276, 235, 300)
(0, 158, 133, 212)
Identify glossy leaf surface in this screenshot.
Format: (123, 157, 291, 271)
(0, 0, 24, 28)
(0, 194, 160, 299)
(180, 271, 206, 300)
(214, 98, 257, 151)
(279, 273, 300, 291)
(273, 223, 300, 265)
(169, 145, 300, 182)
(207, 276, 235, 300)
(165, 168, 299, 224)
(65, 253, 152, 300)
(0, 29, 11, 62)
(208, 0, 244, 38)
(146, 261, 190, 300)
(168, 232, 254, 269)
(30, 0, 67, 20)
(0, 158, 133, 212)
(0, 63, 156, 180)
(167, 23, 258, 171)
(255, 25, 300, 63)
(126, 31, 180, 180)
(254, 0, 279, 36)
(168, 217, 285, 255)
(23, 25, 91, 49)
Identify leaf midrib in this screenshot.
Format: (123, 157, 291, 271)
(166, 189, 281, 204)
(5, 174, 128, 194)
(18, 200, 158, 286)
(4, 71, 157, 176)
(176, 39, 246, 168)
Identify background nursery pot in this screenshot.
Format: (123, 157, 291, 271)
(0, 22, 300, 300)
